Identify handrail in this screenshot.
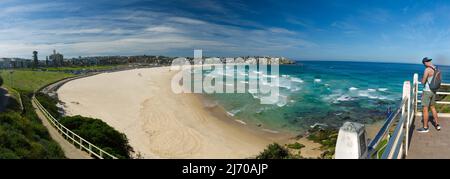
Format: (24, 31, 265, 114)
(367, 98, 405, 155)
(33, 96, 118, 159)
(336, 73, 442, 159)
(381, 99, 407, 159)
(370, 79, 413, 159)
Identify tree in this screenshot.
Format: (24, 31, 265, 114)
(0, 76, 3, 86)
(33, 51, 38, 68)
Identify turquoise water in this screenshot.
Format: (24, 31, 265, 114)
(197, 61, 450, 133)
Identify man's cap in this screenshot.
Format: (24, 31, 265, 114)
(422, 57, 432, 64)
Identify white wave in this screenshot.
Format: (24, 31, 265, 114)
(336, 95, 353, 102)
(290, 87, 301, 92)
(349, 87, 358, 91)
(281, 75, 290, 78)
(231, 109, 241, 114)
(310, 123, 328, 129)
(358, 90, 380, 99)
(227, 109, 242, 117)
(262, 128, 279, 134)
(314, 79, 322, 83)
(378, 88, 388, 92)
(368, 88, 376, 92)
(276, 95, 288, 107)
(235, 120, 247, 125)
(262, 74, 279, 78)
(239, 81, 249, 84)
(290, 77, 304, 83)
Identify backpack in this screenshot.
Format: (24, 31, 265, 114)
(428, 66, 442, 93)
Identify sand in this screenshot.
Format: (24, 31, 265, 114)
(57, 67, 285, 159)
(57, 67, 382, 159)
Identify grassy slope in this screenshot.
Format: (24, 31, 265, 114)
(0, 69, 73, 159)
(0, 70, 74, 92)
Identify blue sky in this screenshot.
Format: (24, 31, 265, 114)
(1, 0, 450, 64)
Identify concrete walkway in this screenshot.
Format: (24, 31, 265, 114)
(32, 99, 92, 159)
(407, 115, 450, 159)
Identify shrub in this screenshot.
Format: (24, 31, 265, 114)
(0, 76, 3, 86)
(0, 111, 65, 159)
(286, 142, 305, 150)
(256, 143, 290, 159)
(307, 127, 338, 159)
(35, 93, 61, 119)
(59, 115, 134, 159)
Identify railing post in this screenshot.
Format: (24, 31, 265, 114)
(413, 74, 419, 115)
(335, 122, 368, 159)
(402, 81, 411, 157)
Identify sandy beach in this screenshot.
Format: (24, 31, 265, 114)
(58, 67, 291, 158)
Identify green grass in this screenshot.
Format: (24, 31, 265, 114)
(0, 70, 73, 159)
(0, 70, 74, 92)
(43, 65, 123, 72)
(286, 142, 305, 150)
(375, 139, 389, 159)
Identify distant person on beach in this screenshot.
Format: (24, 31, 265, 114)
(418, 57, 441, 133)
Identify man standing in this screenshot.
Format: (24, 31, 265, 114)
(418, 57, 441, 133)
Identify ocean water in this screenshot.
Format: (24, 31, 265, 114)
(196, 61, 450, 133)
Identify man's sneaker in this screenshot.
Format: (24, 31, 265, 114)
(436, 124, 442, 131)
(417, 127, 429, 133)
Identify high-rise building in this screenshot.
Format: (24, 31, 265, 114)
(49, 49, 64, 67)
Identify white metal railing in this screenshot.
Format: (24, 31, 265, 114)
(337, 73, 450, 159)
(32, 96, 118, 159)
(416, 82, 450, 108)
(378, 79, 414, 159)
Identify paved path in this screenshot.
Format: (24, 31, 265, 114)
(32, 99, 92, 159)
(407, 115, 450, 159)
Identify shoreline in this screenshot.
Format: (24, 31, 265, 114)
(56, 66, 382, 159)
(57, 67, 289, 158)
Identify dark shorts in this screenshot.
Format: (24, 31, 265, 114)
(422, 91, 436, 107)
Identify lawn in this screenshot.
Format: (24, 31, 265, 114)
(43, 65, 123, 72)
(0, 70, 74, 92)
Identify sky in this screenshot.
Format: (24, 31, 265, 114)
(1, 0, 450, 64)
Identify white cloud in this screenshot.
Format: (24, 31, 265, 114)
(0, 1, 315, 59)
(268, 28, 297, 35)
(168, 17, 207, 25)
(145, 26, 180, 33)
